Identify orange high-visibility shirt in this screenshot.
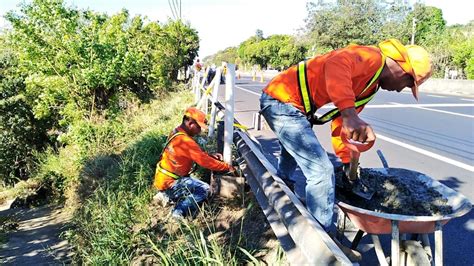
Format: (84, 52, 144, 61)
(154, 126, 231, 191)
(263, 45, 384, 163)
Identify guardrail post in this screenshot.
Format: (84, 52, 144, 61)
(191, 70, 197, 93)
(216, 120, 224, 154)
(435, 221, 443, 266)
(391, 220, 400, 266)
(223, 63, 235, 164)
(252, 112, 263, 130)
(208, 67, 223, 137)
(195, 71, 202, 103)
(201, 66, 209, 89)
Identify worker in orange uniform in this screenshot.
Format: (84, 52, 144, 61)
(260, 39, 432, 231)
(154, 107, 234, 219)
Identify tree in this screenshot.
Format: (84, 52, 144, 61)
(160, 20, 199, 81)
(450, 24, 474, 79)
(303, 0, 410, 49)
(406, 3, 446, 45)
(255, 29, 264, 41)
(265, 35, 307, 70)
(4, 0, 200, 119)
(236, 34, 306, 70)
(1, 0, 200, 184)
(238, 37, 265, 67)
(204, 47, 239, 66)
(0, 48, 50, 185)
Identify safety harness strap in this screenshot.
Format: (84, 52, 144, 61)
(157, 164, 180, 180)
(157, 131, 187, 180)
(297, 60, 314, 116)
(297, 54, 386, 125)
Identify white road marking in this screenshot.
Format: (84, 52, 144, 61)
(237, 84, 267, 87)
(461, 98, 474, 102)
(317, 103, 474, 109)
(427, 94, 446, 98)
(236, 85, 261, 96)
(377, 134, 474, 172)
(389, 102, 474, 118)
(234, 85, 473, 171)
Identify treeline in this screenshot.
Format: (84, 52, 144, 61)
(0, 0, 199, 186)
(206, 1, 473, 79)
(205, 32, 307, 71)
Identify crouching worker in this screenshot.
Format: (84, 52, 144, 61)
(153, 107, 234, 219)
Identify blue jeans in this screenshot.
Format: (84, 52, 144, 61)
(165, 177, 210, 217)
(260, 93, 335, 229)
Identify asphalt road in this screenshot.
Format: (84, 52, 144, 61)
(217, 76, 474, 265)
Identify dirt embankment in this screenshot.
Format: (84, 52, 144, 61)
(0, 202, 72, 265)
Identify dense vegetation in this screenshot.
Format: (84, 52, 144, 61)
(1, 1, 277, 264)
(0, 0, 199, 186)
(205, 1, 473, 79)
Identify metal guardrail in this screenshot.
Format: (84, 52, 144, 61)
(212, 102, 355, 265)
(233, 129, 355, 265)
(195, 64, 355, 264)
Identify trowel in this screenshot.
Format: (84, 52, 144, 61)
(346, 150, 374, 199)
(339, 127, 375, 200)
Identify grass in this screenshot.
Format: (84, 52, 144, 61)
(63, 89, 193, 264)
(1, 85, 284, 264)
(62, 87, 282, 264)
(0, 215, 19, 245)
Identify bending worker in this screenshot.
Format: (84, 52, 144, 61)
(153, 107, 233, 219)
(259, 39, 432, 231)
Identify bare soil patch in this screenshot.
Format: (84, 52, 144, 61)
(0, 204, 72, 265)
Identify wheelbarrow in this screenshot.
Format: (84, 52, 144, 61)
(336, 167, 472, 266)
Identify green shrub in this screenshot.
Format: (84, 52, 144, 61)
(0, 51, 50, 186)
(1, 0, 199, 186)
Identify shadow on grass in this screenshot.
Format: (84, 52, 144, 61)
(76, 132, 168, 203)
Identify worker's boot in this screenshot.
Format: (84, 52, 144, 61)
(153, 191, 170, 207)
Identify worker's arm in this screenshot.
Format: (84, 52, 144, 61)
(185, 138, 232, 172)
(324, 51, 375, 144)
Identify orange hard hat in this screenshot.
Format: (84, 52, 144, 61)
(184, 107, 208, 130)
(378, 39, 432, 100)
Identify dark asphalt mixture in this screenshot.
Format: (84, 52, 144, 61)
(335, 168, 453, 216)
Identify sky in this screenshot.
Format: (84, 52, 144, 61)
(1, 0, 473, 58)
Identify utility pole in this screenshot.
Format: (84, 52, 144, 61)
(411, 17, 416, 45)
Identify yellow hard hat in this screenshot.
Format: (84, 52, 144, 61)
(379, 39, 432, 100)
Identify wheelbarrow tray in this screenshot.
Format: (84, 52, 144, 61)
(337, 168, 472, 234)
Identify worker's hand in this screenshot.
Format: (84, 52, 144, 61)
(341, 108, 375, 143)
(228, 165, 239, 176)
(211, 153, 223, 161)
